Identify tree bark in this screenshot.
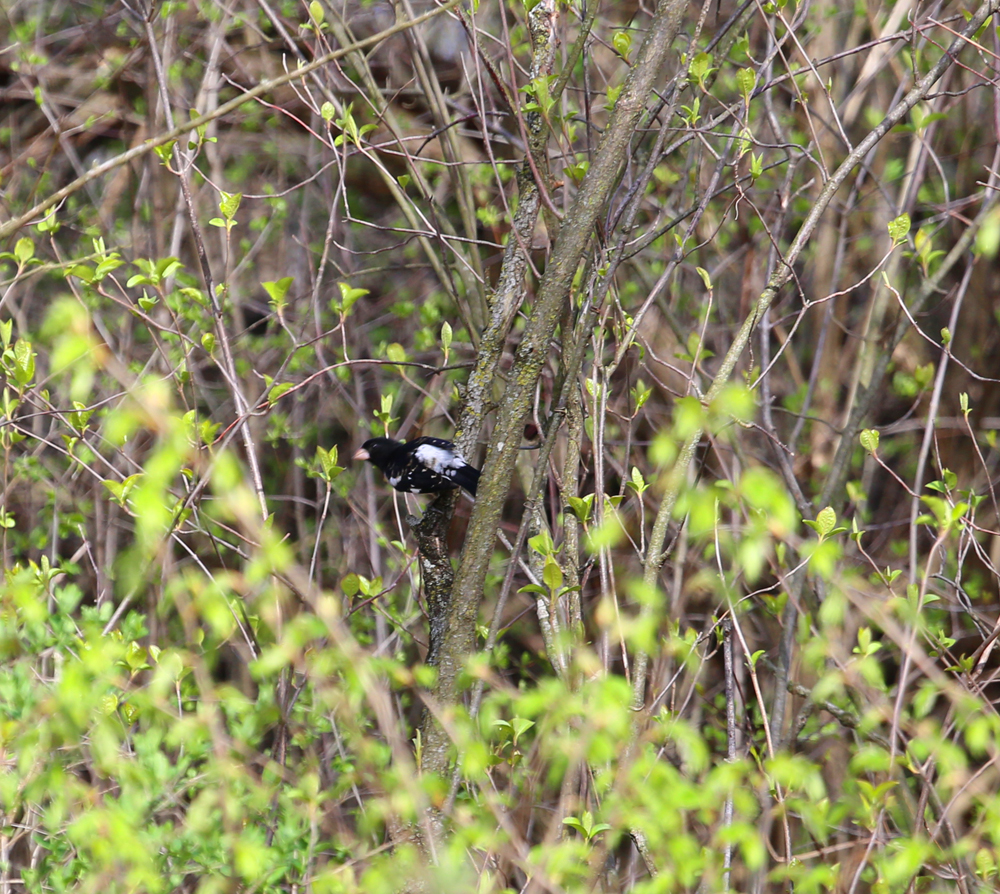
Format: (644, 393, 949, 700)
(420, 0, 688, 778)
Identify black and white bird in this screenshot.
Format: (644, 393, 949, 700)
(353, 437, 480, 496)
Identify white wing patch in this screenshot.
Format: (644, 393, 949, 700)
(414, 443, 466, 473)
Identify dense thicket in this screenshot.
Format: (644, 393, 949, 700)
(2, 1, 1000, 891)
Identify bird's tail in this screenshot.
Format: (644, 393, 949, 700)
(453, 463, 480, 496)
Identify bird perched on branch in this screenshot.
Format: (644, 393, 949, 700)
(353, 437, 480, 496)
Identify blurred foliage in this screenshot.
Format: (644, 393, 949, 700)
(2, 0, 1000, 891)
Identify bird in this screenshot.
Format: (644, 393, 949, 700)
(353, 436, 480, 496)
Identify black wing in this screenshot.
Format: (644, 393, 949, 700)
(395, 438, 480, 495)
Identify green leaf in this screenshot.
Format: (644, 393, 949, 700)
(528, 530, 555, 557)
(975, 206, 1000, 258)
(511, 717, 534, 742)
(219, 191, 242, 220)
(860, 429, 879, 453)
(441, 321, 452, 359)
(14, 237, 34, 265)
(688, 52, 715, 89)
(262, 277, 294, 312)
(631, 380, 652, 413)
(887, 213, 910, 245)
(913, 362, 934, 391)
(564, 159, 589, 184)
(35, 210, 58, 233)
(626, 465, 646, 494)
(103, 473, 143, 507)
(311, 445, 345, 482)
(814, 506, 836, 538)
(518, 583, 547, 595)
(567, 494, 594, 524)
(335, 282, 369, 317)
(681, 97, 701, 125)
(125, 641, 149, 671)
(13, 338, 35, 383)
(342, 573, 361, 598)
(68, 401, 94, 432)
(612, 30, 632, 60)
(542, 556, 563, 593)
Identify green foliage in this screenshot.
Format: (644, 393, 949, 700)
(2, 0, 999, 890)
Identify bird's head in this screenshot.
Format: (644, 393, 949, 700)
(353, 437, 396, 464)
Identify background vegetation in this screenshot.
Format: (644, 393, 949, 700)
(2, 0, 1000, 891)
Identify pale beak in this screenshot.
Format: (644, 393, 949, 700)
(353, 448, 370, 461)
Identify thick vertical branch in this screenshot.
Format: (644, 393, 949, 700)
(452, 0, 558, 460)
(414, 0, 557, 771)
(420, 0, 688, 777)
(409, 491, 459, 665)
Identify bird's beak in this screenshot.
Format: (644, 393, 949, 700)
(353, 448, 369, 461)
